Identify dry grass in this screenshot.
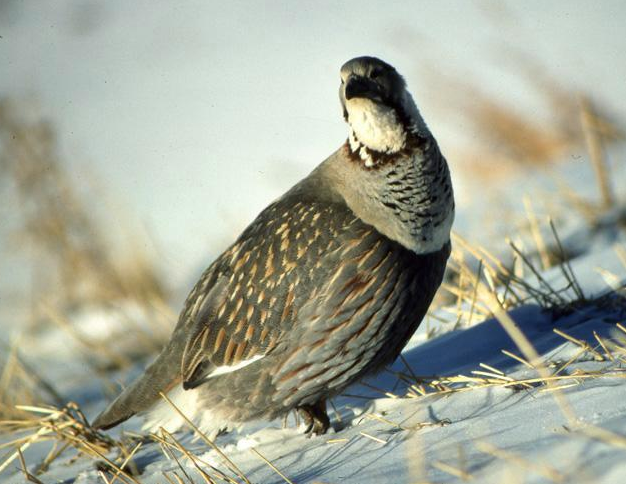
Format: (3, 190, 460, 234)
(4, 318, 626, 484)
(433, 227, 570, 336)
(430, 217, 626, 349)
(395, 186, 626, 481)
(0, 98, 173, 373)
(427, 55, 625, 184)
(1, 98, 167, 306)
(0, 396, 302, 484)
(0, 341, 63, 421)
(0, 98, 165, 312)
(427, 62, 624, 327)
(361, 322, 626, 482)
(0, 97, 181, 479)
(0, 403, 121, 477)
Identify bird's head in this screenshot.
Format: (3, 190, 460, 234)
(339, 56, 427, 161)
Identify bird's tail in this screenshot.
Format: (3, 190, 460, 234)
(92, 337, 183, 430)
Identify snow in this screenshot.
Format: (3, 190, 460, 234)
(2, 2, 626, 483)
(6, 287, 626, 483)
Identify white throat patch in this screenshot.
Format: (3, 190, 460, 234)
(347, 98, 406, 154)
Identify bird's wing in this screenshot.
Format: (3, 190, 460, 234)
(179, 195, 361, 388)
(269, 236, 450, 406)
(92, 182, 358, 429)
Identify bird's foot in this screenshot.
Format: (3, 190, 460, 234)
(297, 401, 330, 437)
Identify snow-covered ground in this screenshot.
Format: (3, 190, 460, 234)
(2, 209, 626, 483)
(2, 2, 626, 483)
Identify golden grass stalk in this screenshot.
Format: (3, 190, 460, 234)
(358, 432, 387, 445)
(593, 331, 615, 362)
(150, 430, 234, 484)
(157, 429, 221, 484)
(17, 447, 45, 484)
(0, 402, 129, 480)
(553, 328, 604, 361)
(0, 340, 64, 421)
(432, 460, 472, 481)
(579, 95, 615, 209)
(158, 392, 250, 484)
(523, 196, 551, 270)
(249, 448, 295, 484)
(326, 438, 349, 445)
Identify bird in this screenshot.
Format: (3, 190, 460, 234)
(93, 56, 455, 437)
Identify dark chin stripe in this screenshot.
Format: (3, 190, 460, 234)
(374, 90, 414, 132)
(394, 103, 418, 133)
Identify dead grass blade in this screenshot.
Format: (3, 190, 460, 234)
(0, 340, 64, 421)
(17, 447, 45, 484)
(432, 459, 472, 481)
(250, 447, 295, 484)
(159, 392, 250, 484)
(579, 95, 615, 209)
(0, 402, 132, 481)
(150, 430, 233, 484)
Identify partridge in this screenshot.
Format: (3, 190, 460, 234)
(93, 56, 454, 436)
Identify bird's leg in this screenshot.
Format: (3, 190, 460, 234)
(297, 400, 330, 436)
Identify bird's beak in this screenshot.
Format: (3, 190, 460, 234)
(344, 75, 382, 102)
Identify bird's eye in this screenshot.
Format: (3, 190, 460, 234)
(370, 68, 382, 79)
(341, 77, 345, 84)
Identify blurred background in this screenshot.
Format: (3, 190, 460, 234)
(0, 1, 625, 412)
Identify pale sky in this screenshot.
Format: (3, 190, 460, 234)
(1, 0, 625, 306)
